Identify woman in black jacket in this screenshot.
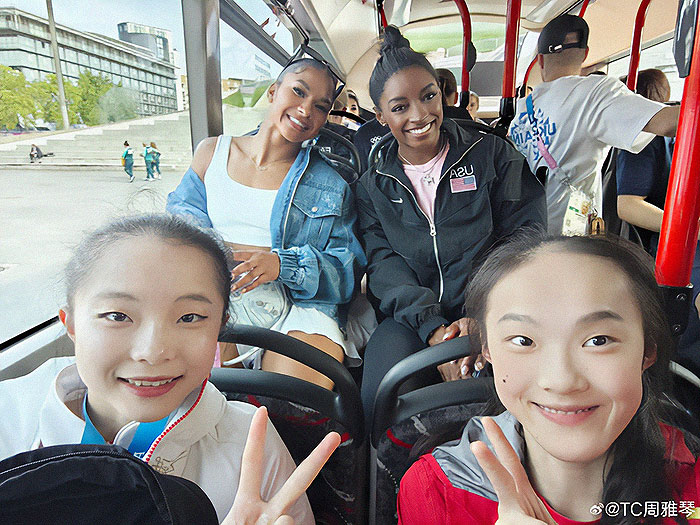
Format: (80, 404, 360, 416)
(356, 26, 547, 425)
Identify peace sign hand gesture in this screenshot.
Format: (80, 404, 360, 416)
(471, 417, 557, 525)
(222, 406, 341, 525)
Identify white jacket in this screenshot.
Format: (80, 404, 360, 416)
(0, 357, 313, 524)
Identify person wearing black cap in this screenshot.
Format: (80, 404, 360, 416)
(508, 14, 679, 235)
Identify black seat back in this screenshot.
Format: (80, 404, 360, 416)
(370, 337, 493, 525)
(315, 124, 362, 184)
(211, 325, 366, 525)
(0, 444, 218, 525)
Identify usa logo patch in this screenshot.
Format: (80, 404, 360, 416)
(450, 174, 477, 193)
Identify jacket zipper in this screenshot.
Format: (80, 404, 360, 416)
(281, 152, 311, 247)
(377, 137, 484, 302)
(143, 380, 207, 464)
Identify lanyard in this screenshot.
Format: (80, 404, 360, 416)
(525, 94, 560, 171)
(80, 395, 169, 459)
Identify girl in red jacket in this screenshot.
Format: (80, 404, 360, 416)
(398, 233, 700, 524)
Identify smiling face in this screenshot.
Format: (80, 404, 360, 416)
(375, 65, 443, 164)
(267, 63, 336, 143)
(63, 236, 226, 440)
(482, 249, 655, 466)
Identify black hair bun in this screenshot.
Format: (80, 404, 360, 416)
(380, 25, 411, 55)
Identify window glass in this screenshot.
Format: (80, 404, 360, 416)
(0, 0, 189, 349)
(403, 21, 519, 106)
(607, 38, 683, 101)
(219, 0, 298, 136)
(232, 0, 295, 54)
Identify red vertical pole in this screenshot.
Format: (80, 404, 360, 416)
(502, 0, 522, 99)
(378, 1, 388, 28)
(578, 0, 591, 18)
(655, 14, 700, 287)
(627, 0, 653, 91)
(452, 0, 472, 102)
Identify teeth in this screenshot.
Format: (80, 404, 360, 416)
(540, 405, 594, 415)
(126, 378, 175, 387)
(289, 116, 306, 129)
(408, 122, 432, 135)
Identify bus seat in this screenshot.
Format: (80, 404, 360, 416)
(315, 124, 362, 184)
(670, 361, 700, 437)
(210, 325, 366, 525)
(369, 337, 492, 525)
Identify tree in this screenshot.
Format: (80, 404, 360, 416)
(97, 86, 139, 123)
(73, 71, 113, 126)
(33, 74, 79, 128)
(0, 65, 37, 129)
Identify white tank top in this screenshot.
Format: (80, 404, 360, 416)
(204, 136, 277, 246)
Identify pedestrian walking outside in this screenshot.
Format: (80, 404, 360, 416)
(121, 141, 134, 182)
(140, 142, 154, 180)
(150, 141, 162, 179)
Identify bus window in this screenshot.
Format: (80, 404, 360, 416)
(402, 21, 534, 118)
(220, 0, 299, 136)
(0, 0, 189, 357)
(607, 38, 684, 100)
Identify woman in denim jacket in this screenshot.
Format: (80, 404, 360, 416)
(167, 58, 366, 389)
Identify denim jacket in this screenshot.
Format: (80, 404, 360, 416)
(166, 141, 366, 325)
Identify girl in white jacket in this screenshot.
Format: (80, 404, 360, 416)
(0, 214, 330, 524)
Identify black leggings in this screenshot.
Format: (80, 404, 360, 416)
(360, 318, 441, 430)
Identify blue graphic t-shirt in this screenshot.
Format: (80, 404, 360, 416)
(508, 74, 663, 233)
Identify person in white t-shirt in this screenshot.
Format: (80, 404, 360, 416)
(509, 14, 679, 234)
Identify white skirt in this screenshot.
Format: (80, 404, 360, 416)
(224, 281, 366, 368)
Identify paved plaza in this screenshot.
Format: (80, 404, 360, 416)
(0, 168, 181, 342)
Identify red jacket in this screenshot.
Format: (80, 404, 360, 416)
(398, 424, 700, 524)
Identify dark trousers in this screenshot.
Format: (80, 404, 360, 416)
(360, 318, 441, 430)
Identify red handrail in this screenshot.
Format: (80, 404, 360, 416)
(655, 17, 700, 287)
(502, 0, 522, 98)
(522, 0, 591, 87)
(378, 1, 388, 28)
(452, 0, 472, 98)
(627, 0, 653, 91)
(578, 0, 591, 18)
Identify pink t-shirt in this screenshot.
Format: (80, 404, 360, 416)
(401, 143, 450, 221)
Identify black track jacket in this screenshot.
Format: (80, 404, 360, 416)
(355, 119, 547, 343)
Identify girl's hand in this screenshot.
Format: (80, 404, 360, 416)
(223, 406, 341, 525)
(232, 251, 281, 293)
(471, 417, 557, 525)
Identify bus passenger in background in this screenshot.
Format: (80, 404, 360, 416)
(166, 57, 366, 390)
(355, 26, 546, 426)
(398, 233, 700, 524)
(436, 68, 471, 121)
(346, 89, 361, 117)
(0, 214, 325, 524)
(509, 14, 679, 235)
(616, 68, 700, 373)
(467, 92, 486, 124)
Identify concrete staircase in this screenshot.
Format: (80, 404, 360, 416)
(0, 112, 193, 171)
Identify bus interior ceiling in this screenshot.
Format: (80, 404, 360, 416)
(282, 0, 678, 117)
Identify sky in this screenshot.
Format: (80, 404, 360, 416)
(0, 0, 292, 79)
